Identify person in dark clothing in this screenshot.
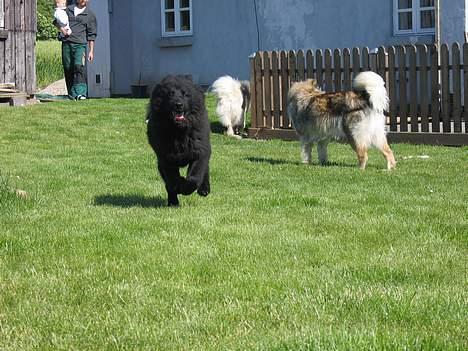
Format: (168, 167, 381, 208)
(55, 0, 97, 100)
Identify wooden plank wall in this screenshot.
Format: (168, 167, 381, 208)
(0, 0, 36, 95)
(250, 43, 468, 144)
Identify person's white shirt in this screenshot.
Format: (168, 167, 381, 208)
(74, 6, 86, 17)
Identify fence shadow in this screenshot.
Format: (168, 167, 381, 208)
(94, 194, 166, 208)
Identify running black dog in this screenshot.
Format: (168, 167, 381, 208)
(147, 75, 211, 206)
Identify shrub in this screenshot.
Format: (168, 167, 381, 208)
(37, 0, 56, 40)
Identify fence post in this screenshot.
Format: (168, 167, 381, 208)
(254, 52, 263, 129)
(249, 55, 257, 129)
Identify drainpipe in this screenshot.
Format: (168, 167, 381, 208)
(434, 0, 440, 49)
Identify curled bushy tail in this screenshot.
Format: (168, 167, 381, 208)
(353, 71, 389, 113)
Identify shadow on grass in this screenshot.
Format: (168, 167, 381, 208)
(245, 156, 358, 168)
(245, 156, 302, 166)
(210, 120, 225, 135)
(94, 194, 166, 208)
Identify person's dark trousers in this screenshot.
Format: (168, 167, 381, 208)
(62, 42, 88, 99)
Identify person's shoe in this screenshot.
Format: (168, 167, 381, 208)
(76, 95, 87, 100)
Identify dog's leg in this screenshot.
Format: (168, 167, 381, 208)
(317, 140, 329, 165)
(197, 165, 210, 197)
(158, 163, 180, 206)
(180, 157, 210, 196)
(226, 124, 235, 137)
(378, 142, 397, 170)
(226, 124, 242, 139)
(354, 144, 369, 169)
(300, 139, 312, 164)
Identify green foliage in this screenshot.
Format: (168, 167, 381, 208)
(36, 0, 57, 40)
(36, 40, 63, 89)
(0, 97, 466, 350)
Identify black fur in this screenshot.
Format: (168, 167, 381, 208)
(147, 75, 211, 206)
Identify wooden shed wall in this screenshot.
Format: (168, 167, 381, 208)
(0, 0, 36, 95)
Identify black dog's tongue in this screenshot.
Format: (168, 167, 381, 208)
(175, 113, 185, 122)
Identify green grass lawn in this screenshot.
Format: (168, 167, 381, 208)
(0, 96, 467, 350)
(36, 40, 63, 90)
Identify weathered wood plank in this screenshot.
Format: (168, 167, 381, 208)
(388, 46, 398, 132)
(377, 46, 387, 80)
(452, 43, 462, 133)
(249, 56, 257, 129)
(280, 50, 289, 128)
(247, 128, 468, 146)
(408, 45, 418, 132)
(430, 44, 440, 133)
(398, 45, 408, 132)
(324, 49, 332, 92)
(288, 50, 297, 84)
(362, 47, 370, 71)
(296, 50, 305, 82)
(305, 49, 314, 79)
(333, 48, 341, 91)
(263, 51, 272, 128)
(315, 49, 323, 88)
(418, 45, 430, 132)
(343, 48, 351, 91)
(440, 44, 451, 133)
(253, 52, 263, 128)
(352, 47, 360, 78)
(271, 51, 281, 129)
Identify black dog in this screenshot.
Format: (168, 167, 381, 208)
(147, 75, 211, 206)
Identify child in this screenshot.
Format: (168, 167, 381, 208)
(54, 0, 71, 38)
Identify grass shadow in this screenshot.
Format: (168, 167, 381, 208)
(210, 120, 225, 135)
(245, 156, 302, 166)
(94, 194, 166, 208)
(245, 156, 360, 168)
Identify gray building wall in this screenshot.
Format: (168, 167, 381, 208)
(108, 0, 466, 95)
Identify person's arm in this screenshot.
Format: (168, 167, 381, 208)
(86, 13, 97, 62)
(88, 40, 95, 62)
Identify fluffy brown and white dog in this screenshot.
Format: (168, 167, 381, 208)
(210, 75, 250, 138)
(287, 71, 396, 170)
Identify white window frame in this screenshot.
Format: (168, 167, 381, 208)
(161, 0, 193, 37)
(393, 0, 435, 35)
(0, 0, 4, 28)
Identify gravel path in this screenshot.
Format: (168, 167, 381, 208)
(37, 78, 67, 96)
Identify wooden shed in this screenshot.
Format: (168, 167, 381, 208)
(0, 0, 36, 95)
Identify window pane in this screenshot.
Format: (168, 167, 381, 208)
(420, 10, 435, 28)
(165, 12, 175, 32)
(165, 0, 174, 10)
(399, 12, 412, 30)
(180, 10, 190, 31)
(398, 0, 412, 9)
(420, 0, 434, 7)
(180, 0, 190, 8)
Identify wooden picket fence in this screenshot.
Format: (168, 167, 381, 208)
(248, 43, 468, 145)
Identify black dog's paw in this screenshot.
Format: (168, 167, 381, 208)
(167, 193, 179, 207)
(177, 179, 197, 195)
(197, 188, 210, 197)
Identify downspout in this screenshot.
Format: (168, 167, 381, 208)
(434, 0, 440, 49)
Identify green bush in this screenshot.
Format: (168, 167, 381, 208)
(37, 12, 57, 41)
(37, 0, 56, 40)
